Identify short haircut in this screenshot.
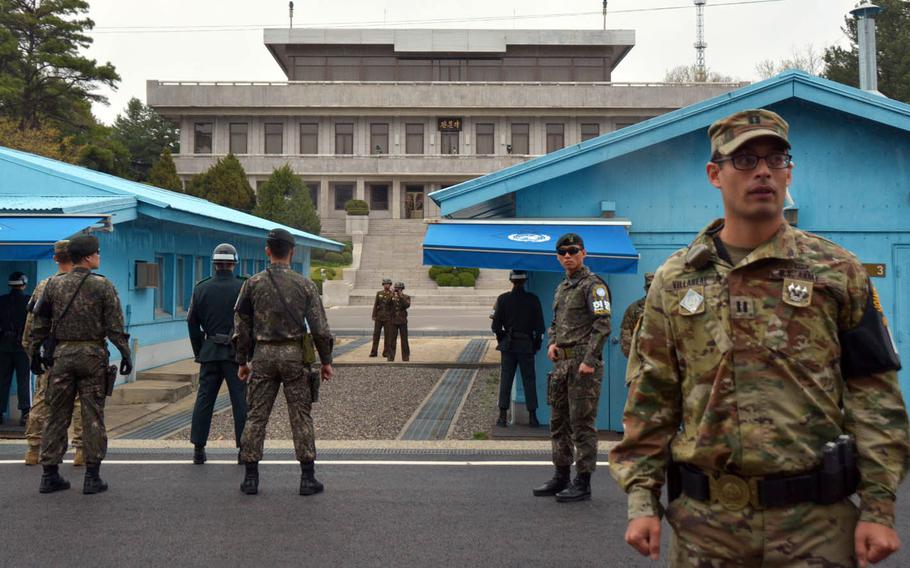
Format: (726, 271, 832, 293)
(267, 238, 294, 259)
(53, 251, 72, 264)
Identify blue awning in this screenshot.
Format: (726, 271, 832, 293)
(0, 215, 107, 260)
(423, 221, 639, 273)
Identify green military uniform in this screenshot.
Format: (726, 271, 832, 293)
(610, 220, 910, 566)
(619, 273, 653, 358)
(369, 279, 393, 358)
(384, 284, 410, 362)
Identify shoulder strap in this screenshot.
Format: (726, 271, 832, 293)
(52, 272, 90, 333)
(265, 268, 307, 335)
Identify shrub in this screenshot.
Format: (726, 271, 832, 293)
(464, 267, 480, 278)
(342, 240, 353, 253)
(311, 248, 326, 260)
(344, 199, 369, 215)
(457, 272, 476, 287)
(342, 251, 353, 264)
(428, 265, 451, 279)
(324, 251, 344, 264)
(435, 273, 458, 287)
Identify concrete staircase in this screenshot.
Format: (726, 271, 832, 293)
(109, 360, 198, 405)
(348, 218, 509, 307)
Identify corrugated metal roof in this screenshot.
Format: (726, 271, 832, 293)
(0, 196, 135, 212)
(0, 147, 342, 250)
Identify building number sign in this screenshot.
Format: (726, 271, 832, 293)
(437, 117, 462, 132)
(864, 263, 886, 278)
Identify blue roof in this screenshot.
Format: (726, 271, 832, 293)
(430, 71, 910, 217)
(0, 146, 343, 251)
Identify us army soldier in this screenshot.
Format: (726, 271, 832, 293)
(29, 235, 132, 495)
(234, 228, 334, 496)
(369, 278, 393, 358)
(533, 233, 611, 503)
(619, 272, 654, 358)
(22, 240, 84, 466)
(610, 109, 909, 567)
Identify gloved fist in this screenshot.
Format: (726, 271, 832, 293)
(119, 357, 133, 376)
(30, 355, 46, 376)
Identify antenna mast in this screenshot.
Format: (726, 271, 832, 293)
(602, 1, 608, 30)
(694, 0, 707, 82)
(289, 1, 294, 29)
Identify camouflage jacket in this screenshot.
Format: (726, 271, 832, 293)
(619, 297, 646, 358)
(232, 263, 333, 365)
(609, 219, 910, 527)
(547, 265, 612, 368)
(388, 292, 410, 325)
(372, 290, 393, 322)
(28, 267, 130, 357)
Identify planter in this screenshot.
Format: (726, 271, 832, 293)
(345, 214, 369, 235)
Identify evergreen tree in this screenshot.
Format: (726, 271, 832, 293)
(111, 98, 179, 181)
(75, 121, 130, 177)
(0, 116, 72, 161)
(252, 164, 321, 234)
(0, 0, 119, 131)
(285, 185, 321, 235)
(188, 153, 254, 211)
(147, 149, 183, 192)
(824, 0, 910, 103)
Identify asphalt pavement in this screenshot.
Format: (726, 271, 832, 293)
(327, 305, 490, 334)
(2, 447, 909, 568)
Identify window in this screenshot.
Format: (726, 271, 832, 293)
(370, 123, 389, 154)
(510, 123, 529, 154)
(441, 132, 459, 155)
(265, 123, 283, 154)
(176, 255, 193, 314)
(546, 123, 565, 153)
(229, 123, 248, 154)
(303, 181, 319, 209)
(405, 123, 424, 154)
(194, 122, 212, 154)
(154, 254, 173, 318)
(438, 60, 462, 81)
(299, 123, 318, 154)
(369, 184, 389, 211)
(503, 58, 536, 81)
(293, 56, 326, 81)
(335, 123, 354, 155)
(195, 257, 204, 284)
(475, 123, 495, 155)
(327, 56, 360, 81)
(539, 58, 573, 82)
(245, 259, 255, 277)
(581, 123, 600, 142)
(334, 184, 354, 210)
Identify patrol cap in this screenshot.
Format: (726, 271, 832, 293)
(555, 233, 584, 250)
(394, 282, 405, 290)
(68, 234, 99, 258)
(8, 271, 27, 287)
(508, 270, 528, 281)
(212, 243, 239, 263)
(53, 240, 69, 255)
(382, 278, 392, 285)
(709, 109, 790, 156)
(266, 228, 295, 246)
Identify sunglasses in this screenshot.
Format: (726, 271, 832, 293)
(557, 246, 582, 256)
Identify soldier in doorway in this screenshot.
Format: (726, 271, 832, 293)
(491, 270, 545, 427)
(187, 243, 248, 464)
(619, 272, 654, 358)
(369, 278, 393, 358)
(385, 282, 410, 362)
(0, 271, 31, 426)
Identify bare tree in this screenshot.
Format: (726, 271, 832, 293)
(755, 45, 824, 80)
(664, 64, 735, 83)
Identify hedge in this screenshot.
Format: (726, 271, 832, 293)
(342, 251, 353, 264)
(344, 199, 369, 215)
(435, 273, 459, 286)
(457, 272, 476, 287)
(324, 251, 345, 264)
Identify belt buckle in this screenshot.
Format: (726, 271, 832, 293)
(710, 473, 758, 511)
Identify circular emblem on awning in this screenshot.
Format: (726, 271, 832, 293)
(508, 233, 551, 243)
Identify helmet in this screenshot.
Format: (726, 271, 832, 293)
(8, 272, 27, 287)
(382, 278, 392, 285)
(212, 243, 239, 263)
(394, 282, 405, 290)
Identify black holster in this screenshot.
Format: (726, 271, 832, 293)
(309, 369, 321, 403)
(105, 364, 118, 397)
(40, 335, 58, 367)
(667, 458, 682, 503)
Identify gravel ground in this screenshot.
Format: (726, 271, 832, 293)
(166, 365, 444, 441)
(449, 368, 499, 440)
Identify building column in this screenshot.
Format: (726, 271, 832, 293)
(392, 179, 402, 219)
(355, 178, 365, 201)
(319, 176, 331, 218)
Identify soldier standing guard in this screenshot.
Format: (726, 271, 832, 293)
(619, 272, 654, 358)
(22, 241, 84, 466)
(611, 109, 909, 567)
(0, 271, 31, 426)
(369, 278, 393, 358)
(533, 233, 611, 502)
(29, 235, 132, 495)
(384, 282, 410, 362)
(233, 228, 334, 496)
(491, 270, 545, 427)
(187, 243, 248, 465)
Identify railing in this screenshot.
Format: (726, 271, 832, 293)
(152, 80, 749, 88)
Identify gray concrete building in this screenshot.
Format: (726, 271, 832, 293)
(147, 28, 743, 239)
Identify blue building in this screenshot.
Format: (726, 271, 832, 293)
(0, 147, 342, 418)
(427, 71, 910, 430)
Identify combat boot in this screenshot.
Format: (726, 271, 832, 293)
(24, 445, 40, 466)
(39, 465, 71, 493)
(496, 409, 508, 427)
(529, 411, 540, 428)
(299, 461, 324, 496)
(532, 466, 570, 496)
(555, 472, 591, 502)
(83, 464, 108, 494)
(72, 448, 85, 467)
(240, 462, 259, 495)
(193, 445, 206, 464)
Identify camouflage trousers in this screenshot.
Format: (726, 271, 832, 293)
(548, 355, 603, 473)
(39, 346, 108, 466)
(667, 493, 858, 567)
(25, 371, 83, 449)
(240, 352, 315, 463)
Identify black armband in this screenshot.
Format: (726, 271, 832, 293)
(840, 290, 901, 379)
(33, 296, 52, 318)
(235, 294, 253, 317)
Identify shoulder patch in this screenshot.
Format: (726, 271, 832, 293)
(590, 283, 611, 316)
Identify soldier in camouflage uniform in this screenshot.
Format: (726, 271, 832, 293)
(532, 233, 612, 503)
(21, 240, 84, 466)
(619, 272, 653, 358)
(384, 282, 410, 362)
(29, 235, 132, 495)
(233, 228, 334, 496)
(610, 109, 910, 567)
(369, 278, 393, 358)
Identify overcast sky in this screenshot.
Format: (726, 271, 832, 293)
(83, 0, 862, 124)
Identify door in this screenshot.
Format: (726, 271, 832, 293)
(404, 186, 425, 219)
(894, 246, 910, 403)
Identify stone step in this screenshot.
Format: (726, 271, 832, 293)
(136, 360, 199, 384)
(110, 380, 194, 405)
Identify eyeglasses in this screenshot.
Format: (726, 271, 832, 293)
(714, 152, 792, 171)
(557, 246, 582, 256)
